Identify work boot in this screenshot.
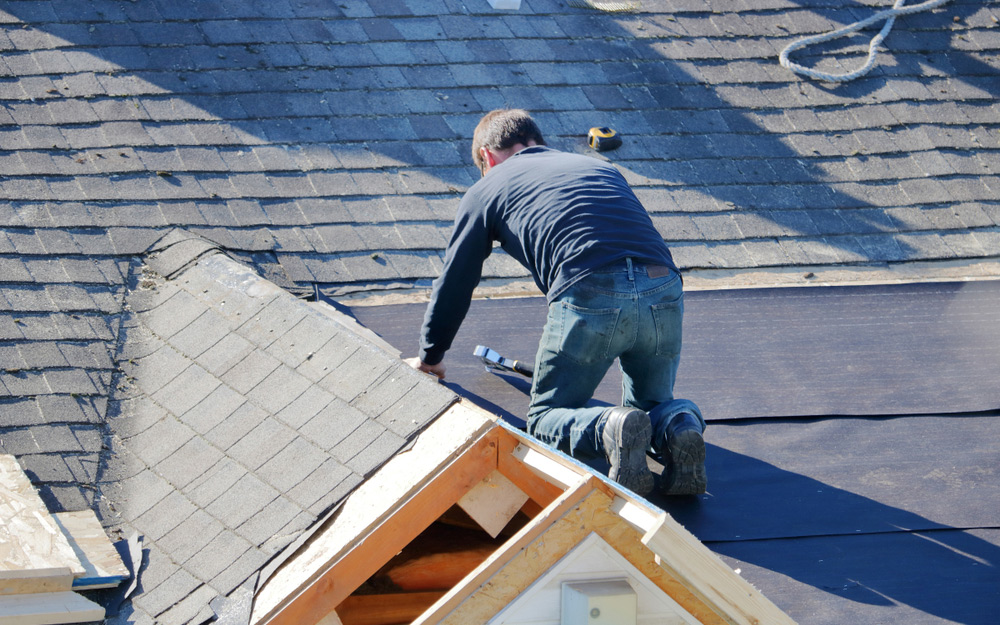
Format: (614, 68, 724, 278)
(662, 412, 707, 495)
(601, 407, 654, 496)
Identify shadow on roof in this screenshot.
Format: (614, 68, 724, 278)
(3, 1, 997, 281)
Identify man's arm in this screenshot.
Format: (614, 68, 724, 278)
(415, 194, 493, 373)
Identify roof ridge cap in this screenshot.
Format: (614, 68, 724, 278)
(145, 227, 224, 279)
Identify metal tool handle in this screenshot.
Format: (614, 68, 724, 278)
(474, 345, 534, 379)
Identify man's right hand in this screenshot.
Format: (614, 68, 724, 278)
(404, 357, 446, 380)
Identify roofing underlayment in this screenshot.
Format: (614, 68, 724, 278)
(1, 0, 999, 623)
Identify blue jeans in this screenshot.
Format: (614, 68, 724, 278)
(526, 258, 705, 461)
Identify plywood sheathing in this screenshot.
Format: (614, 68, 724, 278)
(0, 456, 85, 578)
(51, 510, 129, 589)
(0, 455, 108, 624)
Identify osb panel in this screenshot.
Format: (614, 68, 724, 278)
(0, 456, 84, 577)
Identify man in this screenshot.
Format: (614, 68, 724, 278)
(406, 109, 705, 496)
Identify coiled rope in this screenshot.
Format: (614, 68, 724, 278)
(779, 0, 952, 82)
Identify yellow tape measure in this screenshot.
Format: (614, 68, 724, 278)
(588, 127, 622, 151)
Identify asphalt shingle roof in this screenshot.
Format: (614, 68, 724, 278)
(0, 0, 998, 622)
(95, 230, 454, 624)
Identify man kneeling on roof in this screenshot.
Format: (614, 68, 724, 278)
(406, 109, 706, 497)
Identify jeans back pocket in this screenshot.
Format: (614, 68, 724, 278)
(551, 301, 622, 365)
(651, 294, 683, 357)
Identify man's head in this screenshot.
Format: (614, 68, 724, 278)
(471, 109, 546, 175)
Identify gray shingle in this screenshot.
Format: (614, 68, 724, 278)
(320, 347, 395, 403)
(133, 489, 198, 542)
(152, 363, 221, 417)
(203, 400, 269, 451)
(157, 508, 226, 566)
(115, 468, 177, 520)
(131, 549, 201, 618)
(345, 427, 405, 476)
(17, 452, 96, 485)
(236, 296, 308, 349)
(2, 3, 998, 623)
(207, 546, 269, 597)
(233, 492, 303, 547)
(226, 416, 297, 471)
(129, 344, 190, 396)
(196, 332, 256, 377)
(177, 383, 244, 435)
(300, 395, 366, 449)
(156, 435, 226, 490)
(128, 416, 195, 467)
(246, 365, 312, 415)
(168, 308, 231, 359)
(0, 398, 42, 427)
(221, 348, 282, 395)
(181, 454, 245, 510)
(184, 529, 253, 584)
(155, 584, 219, 625)
(206, 472, 281, 530)
(285, 457, 354, 510)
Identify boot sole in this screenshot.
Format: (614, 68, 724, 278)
(603, 409, 654, 496)
(664, 429, 707, 495)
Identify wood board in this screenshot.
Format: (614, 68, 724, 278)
(0, 570, 72, 597)
(0, 591, 104, 625)
(457, 470, 529, 539)
(52, 511, 129, 590)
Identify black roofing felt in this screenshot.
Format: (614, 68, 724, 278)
(715, 528, 1000, 625)
(666, 414, 1000, 625)
(660, 414, 1000, 542)
(348, 279, 1000, 423)
(1, 0, 999, 623)
(349, 285, 1000, 624)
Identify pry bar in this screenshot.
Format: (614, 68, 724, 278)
(474, 345, 534, 378)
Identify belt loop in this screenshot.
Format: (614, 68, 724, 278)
(626, 257, 634, 281)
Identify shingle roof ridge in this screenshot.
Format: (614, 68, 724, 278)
(96, 231, 457, 623)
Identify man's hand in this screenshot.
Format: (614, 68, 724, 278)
(404, 357, 446, 380)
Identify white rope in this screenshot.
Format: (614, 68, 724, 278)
(779, 0, 952, 82)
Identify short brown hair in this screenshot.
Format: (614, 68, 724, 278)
(471, 109, 546, 170)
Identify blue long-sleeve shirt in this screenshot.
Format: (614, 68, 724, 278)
(419, 146, 677, 365)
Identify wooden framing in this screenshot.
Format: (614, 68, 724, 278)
(643, 515, 796, 625)
(411, 477, 596, 625)
(336, 592, 445, 625)
(0, 591, 105, 625)
(0, 569, 73, 597)
(252, 402, 501, 624)
(252, 401, 795, 625)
